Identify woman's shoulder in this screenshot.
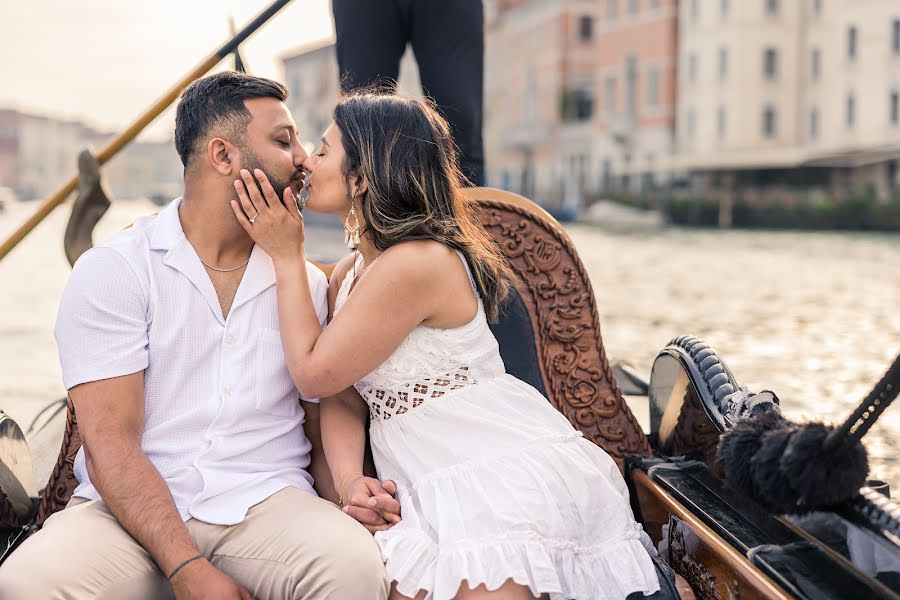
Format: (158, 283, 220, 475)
(379, 240, 458, 272)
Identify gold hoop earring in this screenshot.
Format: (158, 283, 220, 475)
(344, 202, 361, 250)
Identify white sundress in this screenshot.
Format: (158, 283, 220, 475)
(333, 252, 660, 600)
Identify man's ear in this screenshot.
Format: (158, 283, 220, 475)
(207, 137, 234, 176)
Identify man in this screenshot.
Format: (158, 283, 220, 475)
(0, 72, 391, 599)
(332, 0, 485, 186)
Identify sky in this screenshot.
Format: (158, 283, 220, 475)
(0, 0, 334, 141)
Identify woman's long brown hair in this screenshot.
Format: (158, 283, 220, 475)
(333, 92, 514, 321)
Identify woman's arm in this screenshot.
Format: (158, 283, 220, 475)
(231, 169, 452, 398)
(321, 387, 369, 501)
(321, 387, 400, 532)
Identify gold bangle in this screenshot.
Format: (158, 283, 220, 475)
(338, 472, 363, 509)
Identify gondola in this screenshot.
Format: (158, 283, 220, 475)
(1, 0, 898, 596)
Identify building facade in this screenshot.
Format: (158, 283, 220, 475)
(674, 0, 900, 200)
(0, 109, 182, 202)
(483, 0, 678, 211)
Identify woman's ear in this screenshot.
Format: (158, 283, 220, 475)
(351, 175, 369, 200)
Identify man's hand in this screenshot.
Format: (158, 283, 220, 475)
(343, 477, 402, 534)
(170, 558, 254, 600)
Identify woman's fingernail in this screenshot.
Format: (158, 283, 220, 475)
(342, 506, 349, 513)
(368, 498, 377, 506)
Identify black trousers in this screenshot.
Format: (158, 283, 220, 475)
(332, 0, 485, 186)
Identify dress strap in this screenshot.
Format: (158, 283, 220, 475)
(335, 252, 365, 312)
(455, 250, 478, 297)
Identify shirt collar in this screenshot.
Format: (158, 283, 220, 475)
(149, 197, 277, 324)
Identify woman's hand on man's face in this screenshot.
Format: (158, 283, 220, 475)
(343, 476, 402, 534)
(231, 168, 305, 265)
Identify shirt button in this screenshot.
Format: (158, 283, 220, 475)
(225, 335, 237, 345)
(224, 386, 232, 397)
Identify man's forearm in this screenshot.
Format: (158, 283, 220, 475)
(87, 439, 200, 576)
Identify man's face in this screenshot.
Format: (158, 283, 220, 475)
(236, 98, 308, 205)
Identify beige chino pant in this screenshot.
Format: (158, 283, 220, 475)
(0, 487, 389, 600)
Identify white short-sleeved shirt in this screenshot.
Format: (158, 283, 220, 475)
(54, 197, 328, 525)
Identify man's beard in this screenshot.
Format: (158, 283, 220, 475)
(237, 145, 300, 208)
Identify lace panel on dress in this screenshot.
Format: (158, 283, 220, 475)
(359, 365, 476, 420)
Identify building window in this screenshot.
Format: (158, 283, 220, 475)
(625, 55, 638, 115)
(687, 109, 697, 140)
(813, 0, 823, 15)
(650, 0, 660, 8)
(564, 88, 594, 121)
(846, 93, 856, 128)
(811, 48, 821, 81)
(628, 0, 639, 15)
(721, 0, 730, 18)
(891, 91, 899, 125)
(765, 0, 779, 16)
(848, 26, 858, 60)
(605, 76, 617, 112)
(717, 105, 727, 138)
(809, 107, 819, 139)
(579, 16, 593, 41)
(689, 53, 698, 83)
(691, 0, 699, 22)
(525, 67, 538, 120)
(893, 20, 900, 54)
(647, 67, 660, 108)
(607, 0, 618, 20)
(762, 104, 777, 137)
(719, 46, 729, 80)
(764, 48, 778, 80)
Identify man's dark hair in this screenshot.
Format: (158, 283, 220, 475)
(174, 71, 288, 170)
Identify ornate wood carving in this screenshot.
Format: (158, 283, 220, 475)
(669, 516, 739, 600)
(35, 397, 80, 525)
(471, 192, 651, 462)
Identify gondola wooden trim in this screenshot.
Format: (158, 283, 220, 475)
(633, 470, 791, 600)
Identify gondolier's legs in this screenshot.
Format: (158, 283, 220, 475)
(332, 0, 408, 92)
(332, 0, 486, 186)
(410, 0, 485, 186)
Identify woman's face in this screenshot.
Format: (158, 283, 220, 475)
(303, 122, 355, 216)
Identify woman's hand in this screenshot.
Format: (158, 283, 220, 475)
(231, 168, 305, 265)
(342, 476, 402, 534)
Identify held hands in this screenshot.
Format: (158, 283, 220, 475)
(169, 557, 254, 600)
(231, 169, 305, 265)
(342, 475, 402, 534)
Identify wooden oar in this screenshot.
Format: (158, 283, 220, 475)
(0, 0, 294, 262)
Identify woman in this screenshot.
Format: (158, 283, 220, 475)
(230, 93, 660, 600)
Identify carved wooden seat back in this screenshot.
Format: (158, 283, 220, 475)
(35, 187, 650, 525)
(467, 188, 650, 463)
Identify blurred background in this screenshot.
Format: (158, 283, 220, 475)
(1, 0, 898, 492)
